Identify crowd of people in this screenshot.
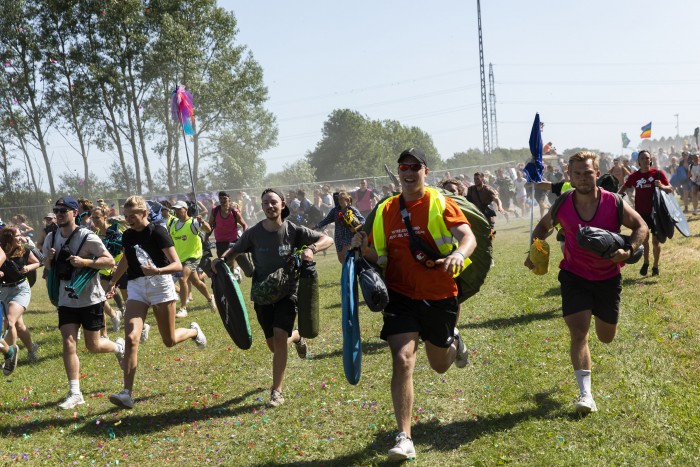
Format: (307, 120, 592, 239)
(0, 144, 689, 461)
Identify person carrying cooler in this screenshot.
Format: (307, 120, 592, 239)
(107, 196, 207, 409)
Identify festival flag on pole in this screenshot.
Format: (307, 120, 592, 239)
(171, 85, 195, 135)
(621, 132, 630, 148)
(640, 122, 652, 139)
(523, 113, 544, 183)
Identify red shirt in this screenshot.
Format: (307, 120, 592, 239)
(369, 192, 468, 300)
(623, 168, 669, 215)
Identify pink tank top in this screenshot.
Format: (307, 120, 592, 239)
(557, 190, 623, 280)
(213, 207, 239, 243)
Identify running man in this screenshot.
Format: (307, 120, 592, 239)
(43, 196, 125, 410)
(213, 189, 333, 408)
(351, 148, 476, 461)
(618, 149, 673, 276)
(526, 151, 648, 413)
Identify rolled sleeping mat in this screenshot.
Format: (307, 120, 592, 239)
(211, 260, 252, 350)
(341, 249, 362, 385)
(297, 260, 319, 339)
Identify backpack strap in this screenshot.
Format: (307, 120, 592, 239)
(551, 190, 624, 227)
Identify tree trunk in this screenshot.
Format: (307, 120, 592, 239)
(98, 81, 132, 195)
(126, 56, 153, 194)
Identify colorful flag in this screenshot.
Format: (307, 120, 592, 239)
(640, 122, 652, 139)
(523, 113, 544, 183)
(621, 132, 630, 148)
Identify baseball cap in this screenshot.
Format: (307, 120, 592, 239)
(44, 212, 57, 219)
(55, 196, 79, 210)
(397, 148, 428, 167)
(172, 200, 188, 210)
(261, 188, 290, 220)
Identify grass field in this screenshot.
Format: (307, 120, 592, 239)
(1, 214, 700, 465)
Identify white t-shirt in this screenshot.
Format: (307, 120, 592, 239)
(690, 164, 700, 184)
(515, 179, 527, 198)
(43, 227, 109, 307)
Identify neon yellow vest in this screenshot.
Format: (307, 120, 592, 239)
(372, 187, 471, 277)
(169, 217, 202, 261)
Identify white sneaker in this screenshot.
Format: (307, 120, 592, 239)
(111, 309, 122, 333)
(140, 323, 150, 343)
(27, 343, 40, 363)
(114, 338, 125, 367)
(387, 432, 416, 461)
(575, 393, 598, 413)
(176, 308, 188, 318)
(233, 267, 242, 283)
(58, 392, 85, 410)
(109, 389, 135, 409)
(190, 322, 207, 349)
(453, 328, 469, 368)
(208, 298, 217, 313)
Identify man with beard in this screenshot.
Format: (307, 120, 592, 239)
(43, 196, 124, 410)
(213, 189, 333, 408)
(526, 151, 647, 413)
(618, 150, 672, 276)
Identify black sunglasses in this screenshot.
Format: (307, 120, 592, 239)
(53, 207, 71, 214)
(399, 163, 423, 172)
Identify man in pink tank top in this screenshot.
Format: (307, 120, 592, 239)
(525, 151, 648, 414)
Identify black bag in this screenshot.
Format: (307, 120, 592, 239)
(53, 228, 88, 281)
(355, 256, 389, 312)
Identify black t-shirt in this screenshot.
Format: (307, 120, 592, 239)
(0, 251, 29, 283)
(122, 223, 174, 280)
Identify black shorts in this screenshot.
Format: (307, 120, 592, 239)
(58, 302, 105, 332)
(254, 295, 297, 339)
(640, 213, 656, 236)
(380, 290, 458, 348)
(215, 241, 239, 258)
(558, 269, 621, 324)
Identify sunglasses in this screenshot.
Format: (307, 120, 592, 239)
(399, 163, 423, 172)
(53, 207, 72, 214)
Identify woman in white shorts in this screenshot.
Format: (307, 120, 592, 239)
(107, 196, 207, 409)
(0, 227, 41, 375)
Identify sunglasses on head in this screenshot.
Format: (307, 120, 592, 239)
(53, 207, 71, 214)
(399, 163, 423, 172)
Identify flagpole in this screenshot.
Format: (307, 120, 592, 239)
(529, 183, 535, 238)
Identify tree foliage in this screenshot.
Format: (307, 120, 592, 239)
(306, 109, 439, 181)
(0, 0, 276, 198)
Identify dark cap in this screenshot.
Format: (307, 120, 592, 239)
(55, 196, 79, 210)
(397, 148, 428, 167)
(261, 188, 291, 220)
(218, 191, 229, 197)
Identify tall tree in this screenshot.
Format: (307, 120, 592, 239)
(0, 0, 58, 197)
(307, 109, 439, 181)
(145, 0, 276, 191)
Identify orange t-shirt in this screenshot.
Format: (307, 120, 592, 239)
(369, 192, 469, 300)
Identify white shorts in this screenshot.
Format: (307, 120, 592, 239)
(126, 275, 178, 307)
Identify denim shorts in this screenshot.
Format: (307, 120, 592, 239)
(127, 275, 178, 306)
(0, 280, 31, 310)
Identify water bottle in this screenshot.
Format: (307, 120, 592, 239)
(134, 244, 153, 267)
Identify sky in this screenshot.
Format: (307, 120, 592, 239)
(222, 0, 700, 169)
(13, 0, 700, 191)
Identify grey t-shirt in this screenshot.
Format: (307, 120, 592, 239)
(43, 227, 110, 307)
(231, 220, 322, 287)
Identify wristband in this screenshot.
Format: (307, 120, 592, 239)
(307, 244, 317, 254)
(157, 268, 161, 275)
(452, 250, 466, 259)
(83, 259, 89, 267)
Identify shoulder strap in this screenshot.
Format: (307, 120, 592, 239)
(550, 190, 574, 225)
(398, 195, 441, 262)
(74, 229, 91, 257)
(612, 193, 624, 227)
(210, 206, 220, 230)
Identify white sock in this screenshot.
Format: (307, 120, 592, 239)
(574, 369, 591, 395)
(69, 379, 81, 395)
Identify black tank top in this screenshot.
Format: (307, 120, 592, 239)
(0, 251, 28, 283)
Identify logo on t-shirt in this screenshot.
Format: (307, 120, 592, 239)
(278, 245, 291, 256)
(635, 176, 654, 189)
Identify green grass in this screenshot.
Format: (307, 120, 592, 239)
(2, 216, 700, 465)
